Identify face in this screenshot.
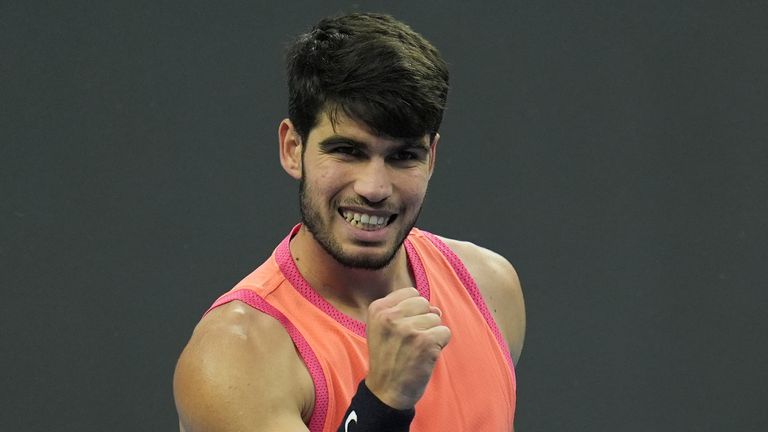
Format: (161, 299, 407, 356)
(294, 113, 437, 270)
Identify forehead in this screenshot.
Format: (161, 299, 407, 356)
(307, 111, 430, 148)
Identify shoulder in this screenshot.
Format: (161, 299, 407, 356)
(173, 300, 313, 431)
(438, 236, 526, 366)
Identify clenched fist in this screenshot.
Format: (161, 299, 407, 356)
(364, 287, 452, 410)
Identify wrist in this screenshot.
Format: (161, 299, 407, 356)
(337, 380, 415, 432)
(363, 378, 415, 410)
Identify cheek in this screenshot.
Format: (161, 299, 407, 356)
(398, 171, 431, 201)
(306, 163, 348, 194)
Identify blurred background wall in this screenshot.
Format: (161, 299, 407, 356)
(2, 1, 766, 430)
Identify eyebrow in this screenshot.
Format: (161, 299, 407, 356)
(317, 135, 365, 150)
(317, 135, 430, 152)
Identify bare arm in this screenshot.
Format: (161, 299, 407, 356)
(175, 290, 449, 432)
(440, 238, 526, 365)
(173, 301, 314, 431)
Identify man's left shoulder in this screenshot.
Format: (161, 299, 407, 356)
(437, 237, 518, 283)
(437, 236, 526, 365)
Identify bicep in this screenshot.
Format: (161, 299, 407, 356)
(475, 252, 525, 365)
(497, 261, 525, 366)
(173, 305, 312, 431)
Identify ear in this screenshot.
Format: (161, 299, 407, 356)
(279, 119, 302, 180)
(427, 132, 440, 180)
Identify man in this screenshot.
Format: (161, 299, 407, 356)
(174, 12, 525, 431)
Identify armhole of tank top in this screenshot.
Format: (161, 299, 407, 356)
(206, 290, 329, 432)
(419, 232, 516, 372)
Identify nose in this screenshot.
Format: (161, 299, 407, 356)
(353, 158, 392, 204)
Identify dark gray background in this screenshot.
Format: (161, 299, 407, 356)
(2, 1, 766, 430)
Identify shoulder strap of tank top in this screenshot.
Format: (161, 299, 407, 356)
(418, 231, 514, 370)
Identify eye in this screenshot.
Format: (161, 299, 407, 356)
(390, 150, 422, 162)
(392, 151, 419, 161)
(330, 145, 363, 157)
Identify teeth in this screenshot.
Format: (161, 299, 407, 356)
(341, 211, 390, 230)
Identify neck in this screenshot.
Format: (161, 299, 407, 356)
(288, 225, 413, 321)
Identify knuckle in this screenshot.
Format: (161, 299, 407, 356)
(396, 287, 418, 300)
(368, 299, 384, 314)
(401, 296, 427, 312)
(407, 332, 426, 349)
(380, 309, 398, 326)
(441, 327, 452, 344)
(429, 313, 442, 326)
(440, 325, 452, 338)
(402, 329, 418, 343)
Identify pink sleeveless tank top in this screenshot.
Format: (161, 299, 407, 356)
(207, 225, 516, 431)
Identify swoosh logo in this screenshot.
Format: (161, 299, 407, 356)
(344, 410, 358, 432)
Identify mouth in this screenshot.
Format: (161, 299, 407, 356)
(339, 208, 398, 231)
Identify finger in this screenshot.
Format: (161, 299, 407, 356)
(373, 287, 419, 309)
(395, 296, 431, 317)
(429, 306, 442, 317)
(424, 325, 452, 349)
(400, 312, 442, 330)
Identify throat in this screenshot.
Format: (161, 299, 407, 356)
(289, 224, 416, 319)
(311, 267, 408, 314)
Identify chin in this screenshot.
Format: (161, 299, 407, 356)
(334, 251, 398, 270)
(329, 233, 401, 270)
